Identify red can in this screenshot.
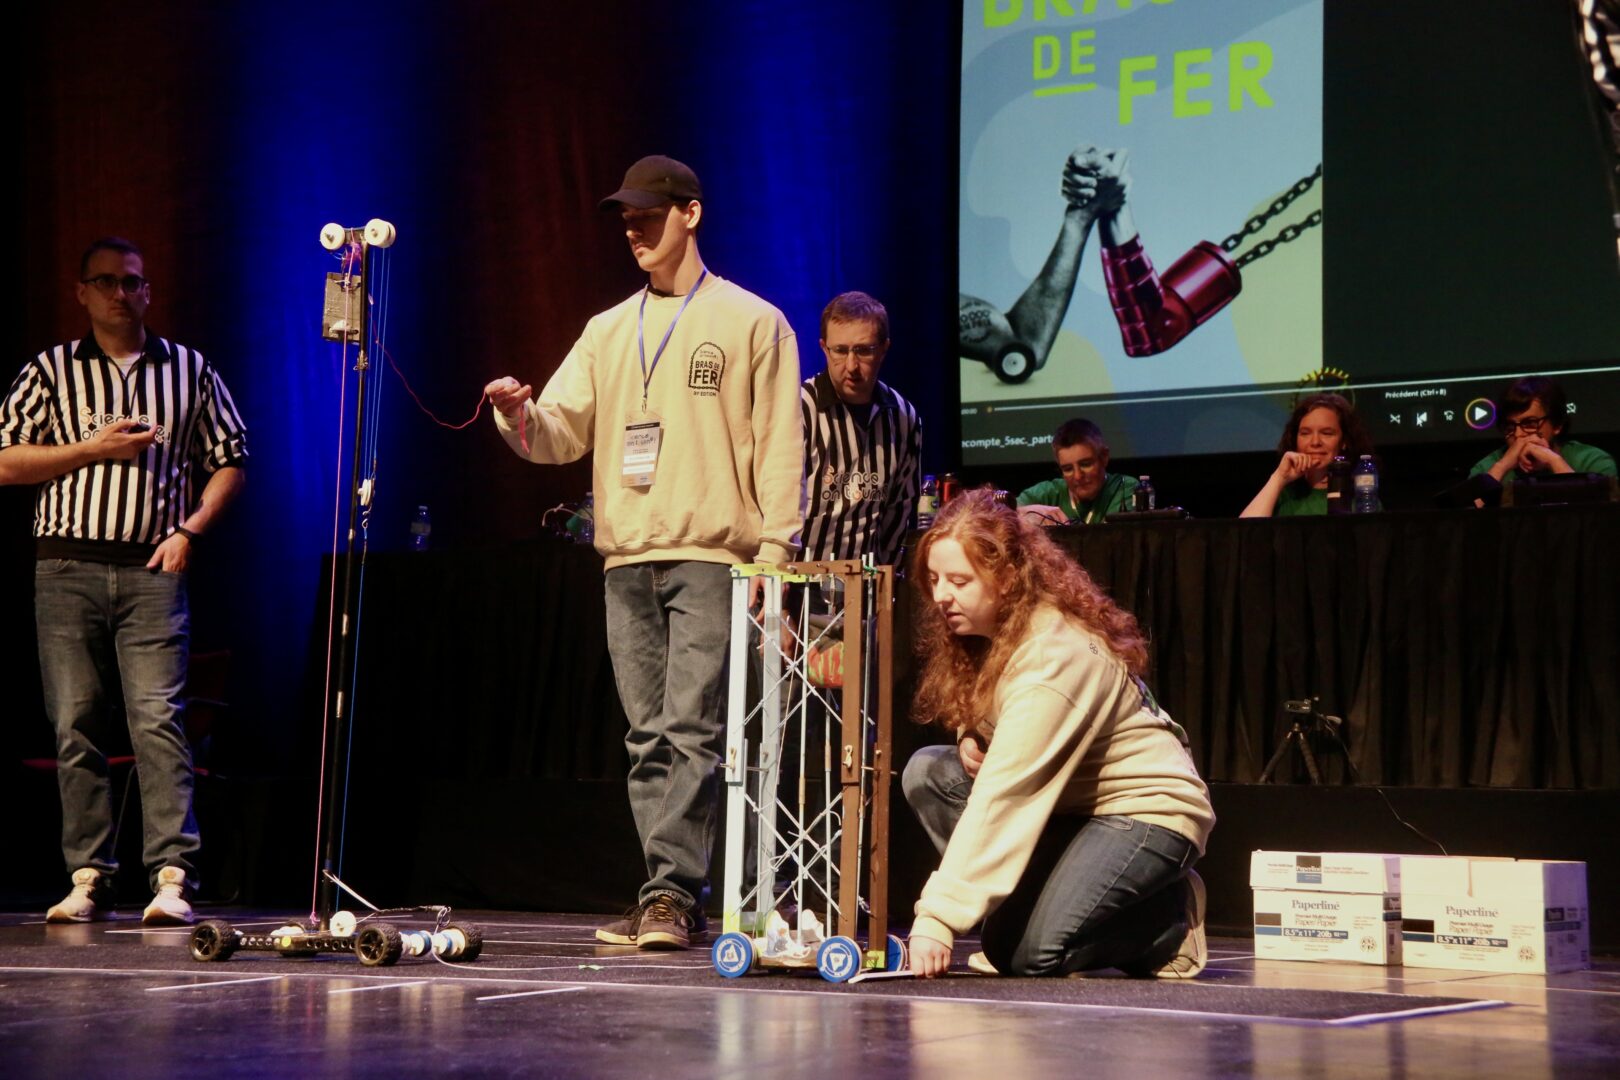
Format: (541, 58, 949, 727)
(940, 473, 961, 504)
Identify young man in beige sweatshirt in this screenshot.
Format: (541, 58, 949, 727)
(485, 156, 804, 949)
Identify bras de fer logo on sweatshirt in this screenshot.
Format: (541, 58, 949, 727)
(687, 343, 725, 396)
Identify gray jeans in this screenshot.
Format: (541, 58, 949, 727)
(604, 561, 732, 909)
(35, 558, 199, 892)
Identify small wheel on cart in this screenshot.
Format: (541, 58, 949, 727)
(355, 923, 404, 967)
(886, 934, 908, 973)
(441, 924, 483, 962)
(816, 935, 863, 983)
(711, 932, 755, 979)
(190, 919, 239, 962)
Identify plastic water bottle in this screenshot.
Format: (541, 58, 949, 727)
(1353, 455, 1379, 513)
(409, 505, 432, 550)
(1132, 475, 1156, 512)
(579, 491, 595, 545)
(917, 475, 938, 529)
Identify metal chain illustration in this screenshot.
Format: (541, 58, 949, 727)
(1221, 164, 1323, 268)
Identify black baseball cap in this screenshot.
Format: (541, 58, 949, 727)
(599, 155, 703, 210)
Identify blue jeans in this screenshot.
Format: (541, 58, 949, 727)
(34, 559, 199, 892)
(902, 744, 1196, 976)
(604, 561, 732, 909)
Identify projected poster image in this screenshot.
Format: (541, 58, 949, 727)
(960, 0, 1323, 462)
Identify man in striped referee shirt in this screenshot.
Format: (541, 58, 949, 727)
(800, 291, 921, 567)
(739, 293, 920, 907)
(0, 237, 247, 925)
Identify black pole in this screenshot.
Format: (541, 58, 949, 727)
(315, 239, 373, 927)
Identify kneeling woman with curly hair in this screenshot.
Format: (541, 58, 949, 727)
(904, 490, 1215, 978)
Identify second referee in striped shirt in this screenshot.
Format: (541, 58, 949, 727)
(800, 292, 922, 568)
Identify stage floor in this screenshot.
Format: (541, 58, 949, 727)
(1, 909, 1616, 1078)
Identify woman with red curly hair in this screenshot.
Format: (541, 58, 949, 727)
(904, 490, 1214, 978)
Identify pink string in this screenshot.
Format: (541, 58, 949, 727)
(381, 344, 486, 430)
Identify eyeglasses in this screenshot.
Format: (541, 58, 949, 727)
(1500, 414, 1550, 434)
(826, 344, 882, 359)
(82, 273, 148, 295)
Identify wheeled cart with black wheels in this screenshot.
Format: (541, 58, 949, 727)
(189, 909, 483, 967)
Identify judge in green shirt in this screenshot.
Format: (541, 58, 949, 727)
(1241, 392, 1375, 517)
(1016, 418, 1137, 525)
(1469, 376, 1617, 486)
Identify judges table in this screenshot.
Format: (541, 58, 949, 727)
(333, 504, 1618, 794)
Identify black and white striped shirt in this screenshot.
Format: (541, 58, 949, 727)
(799, 372, 922, 567)
(0, 333, 248, 559)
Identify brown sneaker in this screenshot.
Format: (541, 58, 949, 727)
(595, 905, 643, 946)
(636, 895, 697, 950)
(1153, 869, 1207, 979)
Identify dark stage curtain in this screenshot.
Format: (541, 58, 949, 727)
(332, 506, 1619, 792)
(1056, 506, 1620, 788)
(324, 541, 630, 783)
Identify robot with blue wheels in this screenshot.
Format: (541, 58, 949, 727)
(710, 561, 904, 983)
(713, 929, 907, 983)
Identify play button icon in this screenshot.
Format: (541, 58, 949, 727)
(1465, 398, 1497, 430)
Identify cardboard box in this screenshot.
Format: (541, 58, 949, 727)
(1399, 857, 1589, 974)
(1253, 889, 1402, 964)
(1249, 850, 1402, 894)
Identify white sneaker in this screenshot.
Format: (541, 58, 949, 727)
(1153, 869, 1207, 979)
(967, 950, 999, 975)
(46, 867, 112, 923)
(142, 866, 195, 925)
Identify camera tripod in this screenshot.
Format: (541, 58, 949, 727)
(1258, 697, 1347, 784)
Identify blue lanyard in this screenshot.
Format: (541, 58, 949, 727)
(638, 269, 707, 409)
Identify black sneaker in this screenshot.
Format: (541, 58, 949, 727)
(636, 895, 697, 950)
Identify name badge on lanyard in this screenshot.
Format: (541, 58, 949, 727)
(622, 420, 662, 488)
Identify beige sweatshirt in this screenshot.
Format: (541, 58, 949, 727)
(911, 604, 1216, 951)
(495, 274, 804, 569)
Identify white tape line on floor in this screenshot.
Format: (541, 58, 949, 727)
(476, 986, 588, 1003)
(329, 980, 433, 995)
(146, 975, 286, 992)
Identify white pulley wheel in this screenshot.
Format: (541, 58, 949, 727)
(319, 223, 346, 251)
(330, 910, 358, 938)
(363, 219, 397, 248)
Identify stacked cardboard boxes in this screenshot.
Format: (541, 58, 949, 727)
(1250, 851, 1404, 965)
